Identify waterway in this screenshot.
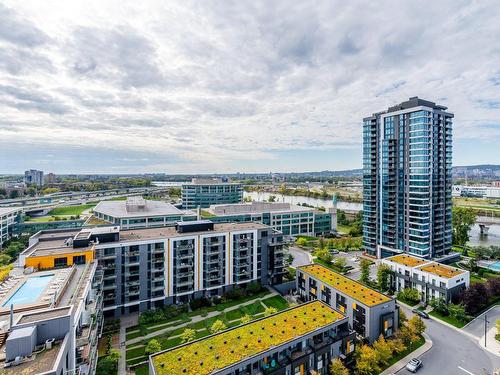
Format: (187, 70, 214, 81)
(244, 191, 499, 247)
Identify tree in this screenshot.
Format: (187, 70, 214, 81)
(448, 303, 467, 322)
(360, 259, 371, 284)
(407, 316, 426, 336)
(145, 339, 162, 355)
(333, 257, 347, 270)
(355, 344, 381, 375)
(264, 306, 278, 317)
(330, 358, 349, 375)
(429, 297, 448, 315)
(373, 334, 392, 366)
(462, 282, 490, 315)
(452, 207, 477, 248)
(377, 263, 392, 291)
(315, 247, 332, 263)
(210, 319, 227, 334)
(397, 288, 420, 305)
(399, 309, 408, 325)
(180, 328, 196, 343)
(296, 238, 308, 247)
(268, 195, 277, 202)
(395, 325, 418, 348)
(240, 314, 252, 324)
(96, 349, 120, 375)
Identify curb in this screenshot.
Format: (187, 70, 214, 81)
(380, 332, 433, 375)
(462, 304, 499, 329)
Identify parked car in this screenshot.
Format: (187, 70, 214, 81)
(406, 358, 422, 373)
(412, 309, 430, 319)
(330, 249, 339, 255)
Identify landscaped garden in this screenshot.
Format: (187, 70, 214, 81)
(126, 285, 290, 374)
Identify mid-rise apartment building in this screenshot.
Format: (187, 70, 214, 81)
(149, 301, 355, 375)
(381, 254, 469, 303)
(0, 207, 22, 248)
(93, 197, 197, 229)
(297, 264, 398, 343)
(203, 202, 335, 236)
(363, 97, 453, 259)
(22, 221, 285, 318)
(24, 169, 44, 187)
(182, 178, 243, 209)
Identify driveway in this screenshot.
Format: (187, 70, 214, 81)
(396, 305, 500, 375)
(288, 246, 312, 267)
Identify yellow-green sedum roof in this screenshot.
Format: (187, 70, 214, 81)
(418, 263, 464, 278)
(299, 264, 391, 307)
(151, 301, 344, 375)
(386, 254, 429, 268)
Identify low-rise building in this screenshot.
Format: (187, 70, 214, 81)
(381, 254, 470, 303)
(92, 197, 197, 229)
(0, 207, 22, 248)
(297, 264, 398, 343)
(203, 202, 335, 236)
(0, 261, 102, 375)
(149, 300, 355, 375)
(21, 221, 285, 318)
(182, 178, 243, 209)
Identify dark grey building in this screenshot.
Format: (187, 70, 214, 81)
(363, 97, 453, 259)
(182, 178, 243, 209)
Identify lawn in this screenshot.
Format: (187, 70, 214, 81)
(261, 295, 289, 311)
(429, 310, 469, 328)
(48, 203, 96, 216)
(135, 364, 149, 375)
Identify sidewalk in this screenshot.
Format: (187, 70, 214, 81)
(380, 332, 433, 375)
(479, 326, 500, 357)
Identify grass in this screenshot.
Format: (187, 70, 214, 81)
(126, 331, 143, 341)
(135, 365, 149, 375)
(336, 224, 353, 234)
(200, 209, 216, 218)
(429, 310, 469, 328)
(261, 295, 289, 311)
(48, 203, 96, 215)
(126, 346, 146, 359)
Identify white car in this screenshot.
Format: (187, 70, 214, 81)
(406, 358, 422, 373)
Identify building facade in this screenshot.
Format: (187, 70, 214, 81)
(24, 169, 44, 187)
(149, 301, 355, 375)
(363, 97, 453, 259)
(381, 254, 469, 303)
(452, 185, 500, 199)
(0, 207, 22, 248)
(182, 178, 243, 209)
(297, 264, 398, 343)
(203, 202, 335, 237)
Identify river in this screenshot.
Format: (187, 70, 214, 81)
(244, 191, 499, 247)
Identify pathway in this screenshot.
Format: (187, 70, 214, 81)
(119, 313, 139, 374)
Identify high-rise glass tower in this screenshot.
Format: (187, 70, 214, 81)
(363, 97, 453, 259)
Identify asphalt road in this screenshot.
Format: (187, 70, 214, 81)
(396, 306, 500, 375)
(463, 305, 500, 342)
(288, 246, 312, 267)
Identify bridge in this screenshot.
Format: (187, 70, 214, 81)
(476, 215, 500, 235)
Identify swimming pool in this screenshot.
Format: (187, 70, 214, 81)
(487, 261, 500, 272)
(2, 274, 54, 307)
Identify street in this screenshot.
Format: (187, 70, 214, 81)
(288, 246, 313, 267)
(396, 306, 500, 375)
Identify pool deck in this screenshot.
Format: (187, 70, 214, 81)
(478, 260, 500, 271)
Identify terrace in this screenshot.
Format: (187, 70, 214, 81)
(150, 301, 344, 375)
(299, 264, 392, 307)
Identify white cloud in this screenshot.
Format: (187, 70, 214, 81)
(0, 0, 499, 173)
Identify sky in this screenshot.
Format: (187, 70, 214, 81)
(0, 0, 499, 174)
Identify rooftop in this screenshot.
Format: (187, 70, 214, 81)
(0, 342, 61, 375)
(184, 178, 241, 186)
(299, 264, 392, 307)
(0, 207, 21, 216)
(385, 254, 429, 268)
(418, 263, 465, 278)
(93, 199, 184, 218)
(207, 202, 314, 216)
(151, 301, 344, 375)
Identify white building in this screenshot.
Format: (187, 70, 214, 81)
(452, 185, 500, 199)
(381, 254, 469, 303)
(0, 207, 22, 248)
(24, 169, 44, 187)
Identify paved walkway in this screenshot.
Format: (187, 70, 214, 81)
(119, 313, 139, 374)
(126, 291, 278, 346)
(380, 332, 433, 375)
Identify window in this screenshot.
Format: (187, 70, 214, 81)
(54, 257, 68, 268)
(73, 255, 86, 265)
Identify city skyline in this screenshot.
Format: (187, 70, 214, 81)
(1, 1, 499, 174)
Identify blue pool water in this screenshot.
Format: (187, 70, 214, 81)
(488, 261, 500, 272)
(2, 274, 54, 307)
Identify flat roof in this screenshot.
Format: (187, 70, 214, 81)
(93, 199, 184, 218)
(299, 264, 392, 307)
(0, 207, 21, 216)
(0, 342, 61, 374)
(385, 254, 429, 268)
(115, 222, 269, 243)
(417, 263, 465, 278)
(207, 202, 314, 216)
(150, 301, 344, 375)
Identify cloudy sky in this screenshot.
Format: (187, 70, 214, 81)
(0, 0, 499, 174)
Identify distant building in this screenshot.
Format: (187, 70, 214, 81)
(363, 97, 453, 259)
(44, 173, 56, 184)
(0, 181, 26, 198)
(24, 169, 44, 187)
(452, 185, 500, 199)
(149, 301, 355, 375)
(93, 197, 197, 229)
(203, 201, 335, 236)
(381, 254, 469, 303)
(297, 264, 398, 343)
(182, 178, 243, 209)
(0, 207, 22, 248)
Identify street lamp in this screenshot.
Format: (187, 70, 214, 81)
(484, 313, 489, 347)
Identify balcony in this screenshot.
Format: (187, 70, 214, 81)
(177, 251, 194, 260)
(176, 278, 194, 287)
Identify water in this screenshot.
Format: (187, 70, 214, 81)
(468, 218, 500, 247)
(243, 191, 363, 211)
(487, 261, 500, 272)
(3, 274, 54, 307)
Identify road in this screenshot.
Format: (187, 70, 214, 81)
(288, 246, 312, 267)
(463, 305, 500, 342)
(396, 306, 500, 375)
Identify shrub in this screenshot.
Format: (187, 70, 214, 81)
(189, 297, 212, 310)
(180, 328, 196, 343)
(145, 339, 162, 355)
(245, 282, 263, 295)
(264, 306, 278, 317)
(223, 287, 245, 301)
(397, 288, 420, 304)
(209, 320, 227, 334)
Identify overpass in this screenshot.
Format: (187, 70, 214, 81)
(476, 215, 500, 235)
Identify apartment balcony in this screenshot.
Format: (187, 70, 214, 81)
(125, 250, 140, 257)
(103, 283, 116, 290)
(125, 288, 140, 297)
(176, 285, 193, 294)
(177, 251, 194, 260)
(152, 283, 164, 291)
(176, 244, 194, 251)
(126, 279, 140, 287)
(176, 278, 194, 287)
(206, 246, 221, 255)
(176, 270, 194, 278)
(153, 246, 164, 254)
